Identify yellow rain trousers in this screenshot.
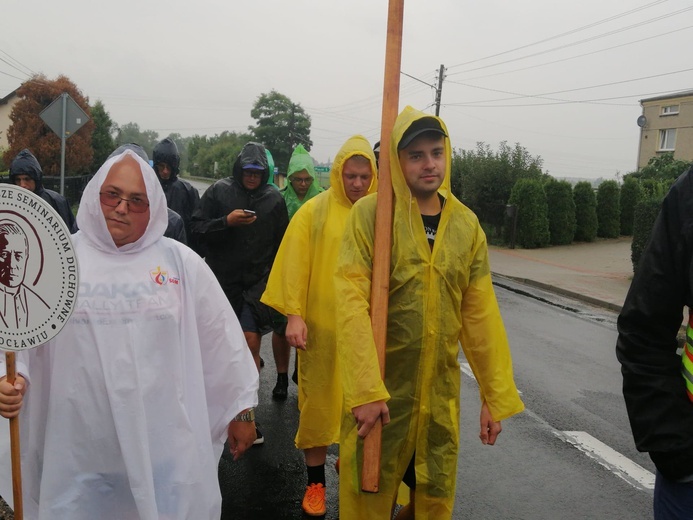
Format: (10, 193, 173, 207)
(335, 106, 524, 519)
(261, 135, 378, 449)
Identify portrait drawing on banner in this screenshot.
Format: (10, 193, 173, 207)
(0, 219, 49, 329)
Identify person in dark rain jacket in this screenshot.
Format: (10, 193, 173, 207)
(192, 142, 288, 445)
(9, 149, 78, 233)
(152, 138, 200, 251)
(617, 164, 693, 519)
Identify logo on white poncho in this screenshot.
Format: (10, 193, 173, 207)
(150, 266, 179, 286)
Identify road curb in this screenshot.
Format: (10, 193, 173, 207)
(491, 273, 624, 313)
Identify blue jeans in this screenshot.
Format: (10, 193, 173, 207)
(655, 471, 693, 519)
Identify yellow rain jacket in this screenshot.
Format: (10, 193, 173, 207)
(261, 135, 378, 449)
(336, 107, 524, 519)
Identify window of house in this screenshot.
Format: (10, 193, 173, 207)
(659, 129, 677, 151)
(661, 105, 680, 115)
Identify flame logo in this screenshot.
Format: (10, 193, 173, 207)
(150, 266, 168, 285)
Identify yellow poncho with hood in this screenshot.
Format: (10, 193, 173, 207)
(261, 135, 378, 449)
(335, 107, 524, 519)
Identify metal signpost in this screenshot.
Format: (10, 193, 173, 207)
(39, 93, 89, 196)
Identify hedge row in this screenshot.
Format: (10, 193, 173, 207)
(507, 179, 622, 248)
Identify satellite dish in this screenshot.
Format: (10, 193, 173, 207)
(637, 115, 647, 128)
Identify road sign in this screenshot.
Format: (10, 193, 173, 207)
(315, 166, 330, 173)
(40, 93, 89, 138)
(39, 93, 91, 196)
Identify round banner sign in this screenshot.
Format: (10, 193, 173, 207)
(0, 184, 78, 351)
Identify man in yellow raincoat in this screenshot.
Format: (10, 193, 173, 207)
(335, 107, 524, 520)
(262, 136, 378, 516)
(270, 144, 324, 400)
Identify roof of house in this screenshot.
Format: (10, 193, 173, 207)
(0, 89, 19, 105)
(640, 89, 693, 104)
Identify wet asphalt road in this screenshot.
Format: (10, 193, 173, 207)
(218, 339, 340, 520)
(217, 280, 654, 520)
(192, 178, 653, 519)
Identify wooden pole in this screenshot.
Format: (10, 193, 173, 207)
(5, 352, 22, 519)
(361, 0, 405, 493)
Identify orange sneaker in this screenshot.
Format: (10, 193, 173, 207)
(302, 482, 326, 516)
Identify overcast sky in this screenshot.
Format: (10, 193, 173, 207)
(1, 0, 692, 179)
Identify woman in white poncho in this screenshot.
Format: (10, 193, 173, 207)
(0, 149, 259, 520)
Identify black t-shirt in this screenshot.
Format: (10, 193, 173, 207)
(421, 194, 445, 250)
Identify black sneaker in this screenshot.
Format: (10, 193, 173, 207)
(253, 426, 264, 445)
(272, 375, 288, 400)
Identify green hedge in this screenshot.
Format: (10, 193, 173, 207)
(631, 180, 668, 272)
(545, 178, 576, 245)
(508, 179, 550, 248)
(631, 198, 662, 272)
(596, 180, 620, 238)
(619, 175, 641, 236)
(573, 181, 598, 242)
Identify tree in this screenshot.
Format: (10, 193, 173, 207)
(596, 180, 620, 238)
(633, 152, 689, 183)
(116, 123, 159, 158)
(452, 141, 546, 237)
(3, 74, 95, 175)
(90, 100, 118, 172)
(507, 179, 550, 249)
(544, 178, 576, 245)
(186, 131, 251, 178)
(573, 181, 598, 242)
(250, 90, 312, 171)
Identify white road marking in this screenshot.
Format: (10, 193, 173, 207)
(562, 431, 655, 491)
(460, 362, 475, 380)
(459, 362, 654, 491)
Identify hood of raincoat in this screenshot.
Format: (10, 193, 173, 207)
(152, 138, 181, 180)
(329, 135, 378, 208)
(9, 149, 43, 191)
(76, 149, 168, 254)
(265, 148, 278, 188)
(283, 144, 322, 218)
(390, 106, 452, 213)
(231, 142, 270, 189)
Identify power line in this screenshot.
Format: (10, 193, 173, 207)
(445, 67, 693, 107)
(447, 0, 668, 70)
(0, 68, 25, 82)
(447, 6, 693, 77)
(462, 24, 693, 82)
(0, 49, 35, 76)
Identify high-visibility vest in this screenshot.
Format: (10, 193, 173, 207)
(683, 316, 693, 401)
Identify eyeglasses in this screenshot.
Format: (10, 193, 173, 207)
(99, 191, 150, 213)
(291, 177, 313, 185)
(242, 170, 263, 178)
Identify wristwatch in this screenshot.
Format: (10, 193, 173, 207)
(232, 408, 255, 422)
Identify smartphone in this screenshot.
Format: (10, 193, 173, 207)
(243, 209, 256, 215)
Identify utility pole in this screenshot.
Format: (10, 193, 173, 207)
(434, 63, 446, 116)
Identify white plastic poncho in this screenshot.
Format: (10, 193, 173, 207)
(0, 150, 259, 520)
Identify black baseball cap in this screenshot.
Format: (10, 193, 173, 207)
(398, 117, 447, 150)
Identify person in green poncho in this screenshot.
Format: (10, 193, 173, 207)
(270, 144, 324, 400)
(282, 144, 323, 218)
